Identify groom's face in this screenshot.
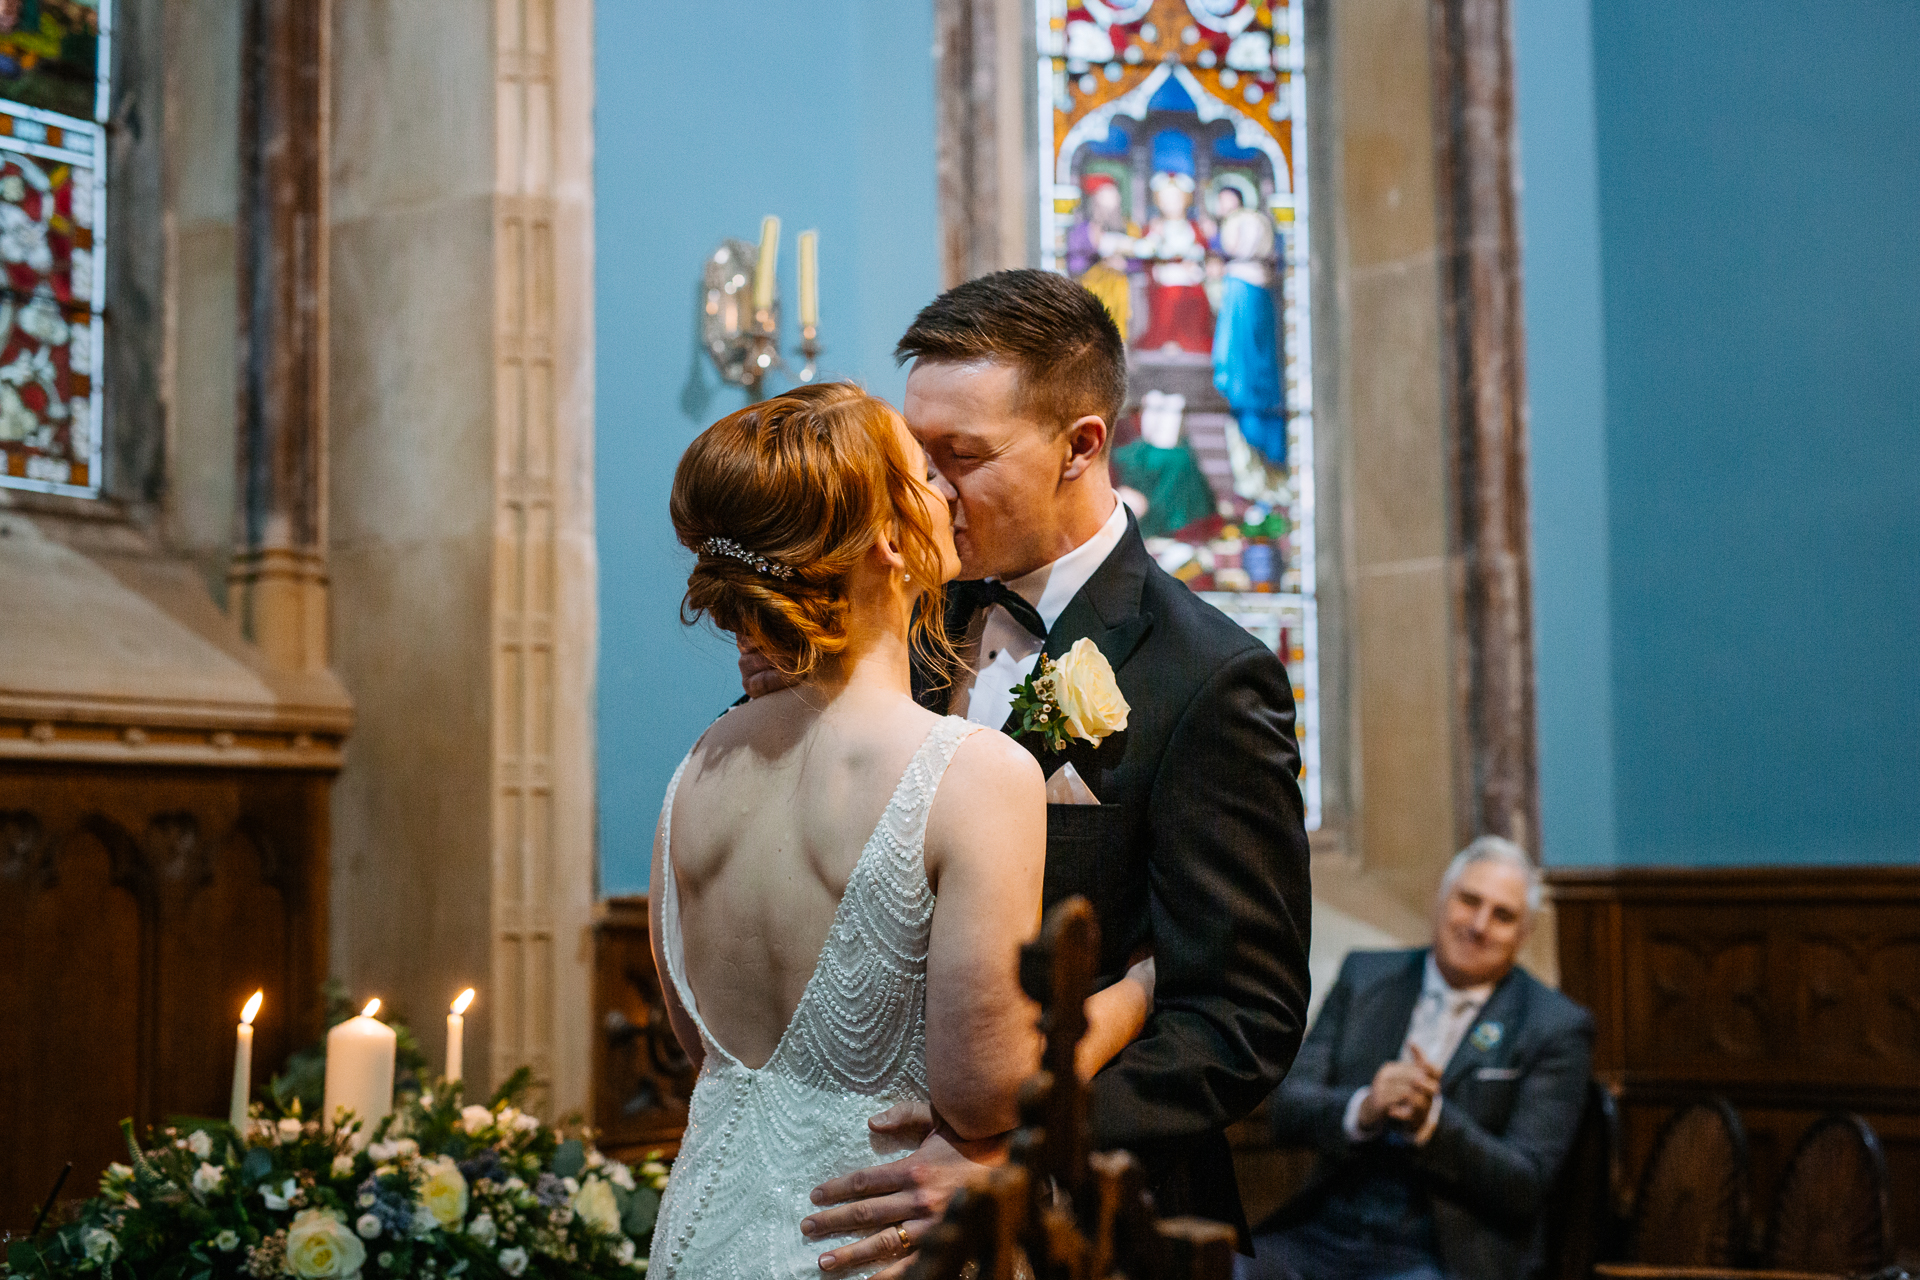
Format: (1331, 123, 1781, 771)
(903, 359, 1071, 582)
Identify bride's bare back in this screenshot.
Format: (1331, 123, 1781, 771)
(656, 680, 1048, 1137)
(666, 687, 944, 1068)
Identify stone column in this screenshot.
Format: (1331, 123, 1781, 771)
(230, 0, 331, 673)
(1430, 0, 1539, 852)
(934, 0, 1033, 286)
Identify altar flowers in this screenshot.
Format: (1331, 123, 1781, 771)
(3, 1074, 671, 1280)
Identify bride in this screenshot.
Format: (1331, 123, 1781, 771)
(648, 383, 1153, 1278)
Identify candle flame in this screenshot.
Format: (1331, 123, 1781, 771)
(362, 998, 382, 1019)
(241, 990, 264, 1025)
(452, 988, 476, 1015)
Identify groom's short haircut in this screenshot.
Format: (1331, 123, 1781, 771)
(895, 268, 1128, 443)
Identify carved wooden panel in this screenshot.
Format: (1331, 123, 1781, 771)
(0, 765, 329, 1232)
(591, 896, 693, 1159)
(1550, 866, 1920, 1259)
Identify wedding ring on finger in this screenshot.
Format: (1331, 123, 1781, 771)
(896, 1225, 912, 1254)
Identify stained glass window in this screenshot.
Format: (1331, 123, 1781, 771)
(1038, 0, 1320, 827)
(0, 0, 108, 497)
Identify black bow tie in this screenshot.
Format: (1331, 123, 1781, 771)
(948, 578, 1048, 641)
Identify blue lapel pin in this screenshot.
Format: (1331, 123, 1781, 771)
(1469, 1021, 1503, 1052)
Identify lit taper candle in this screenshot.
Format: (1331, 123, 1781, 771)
(322, 998, 396, 1139)
(797, 229, 819, 329)
(229, 990, 263, 1133)
(752, 215, 781, 313)
(446, 988, 475, 1084)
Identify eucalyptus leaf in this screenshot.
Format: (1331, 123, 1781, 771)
(550, 1139, 586, 1180)
(622, 1185, 660, 1239)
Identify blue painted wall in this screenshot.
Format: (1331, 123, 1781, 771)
(595, 1, 939, 893)
(1516, 0, 1920, 866)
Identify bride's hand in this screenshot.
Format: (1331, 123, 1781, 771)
(802, 1103, 1004, 1276)
(738, 637, 798, 699)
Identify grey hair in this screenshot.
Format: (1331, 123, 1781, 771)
(1440, 835, 1543, 914)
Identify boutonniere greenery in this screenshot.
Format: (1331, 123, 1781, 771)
(1008, 637, 1131, 754)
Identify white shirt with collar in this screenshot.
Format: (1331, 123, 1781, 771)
(959, 497, 1129, 730)
(1342, 952, 1497, 1146)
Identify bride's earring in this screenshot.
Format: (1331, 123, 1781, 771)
(903, 572, 912, 584)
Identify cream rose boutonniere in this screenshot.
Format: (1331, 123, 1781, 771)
(1008, 637, 1130, 753)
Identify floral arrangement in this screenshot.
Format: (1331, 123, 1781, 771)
(1008, 637, 1130, 754)
(3, 1077, 669, 1280)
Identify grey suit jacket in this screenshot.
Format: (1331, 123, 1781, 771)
(1264, 948, 1594, 1280)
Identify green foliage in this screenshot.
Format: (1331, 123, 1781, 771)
(1008, 655, 1073, 754)
(2, 1080, 666, 1280)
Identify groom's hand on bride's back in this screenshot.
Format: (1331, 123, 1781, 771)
(801, 1102, 1002, 1276)
(738, 638, 797, 699)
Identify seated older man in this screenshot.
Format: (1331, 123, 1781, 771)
(1242, 837, 1593, 1280)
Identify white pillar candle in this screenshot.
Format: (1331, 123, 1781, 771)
(446, 988, 475, 1084)
(797, 229, 819, 328)
(229, 990, 263, 1133)
(322, 998, 396, 1138)
(752, 214, 780, 313)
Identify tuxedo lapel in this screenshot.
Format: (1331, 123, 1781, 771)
(1363, 951, 1428, 1066)
(998, 517, 1157, 782)
(1044, 515, 1156, 670)
(1442, 969, 1525, 1092)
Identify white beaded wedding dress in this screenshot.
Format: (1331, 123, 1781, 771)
(649, 716, 983, 1279)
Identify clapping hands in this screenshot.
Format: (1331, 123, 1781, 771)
(1358, 1043, 1442, 1133)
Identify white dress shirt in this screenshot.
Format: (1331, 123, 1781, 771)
(959, 498, 1129, 729)
(1342, 953, 1495, 1146)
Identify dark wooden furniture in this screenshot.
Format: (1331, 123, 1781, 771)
(1628, 1099, 1753, 1267)
(0, 764, 332, 1232)
(590, 896, 693, 1161)
(1547, 1080, 1627, 1279)
(1551, 866, 1920, 1260)
(1766, 1114, 1893, 1275)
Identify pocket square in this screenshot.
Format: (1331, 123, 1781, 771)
(1473, 1066, 1522, 1081)
(1045, 761, 1100, 805)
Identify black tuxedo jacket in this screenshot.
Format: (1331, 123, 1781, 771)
(1265, 949, 1594, 1280)
(918, 517, 1313, 1237)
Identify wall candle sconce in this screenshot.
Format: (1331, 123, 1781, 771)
(704, 217, 823, 398)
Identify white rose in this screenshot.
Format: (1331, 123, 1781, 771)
(366, 1140, 400, 1163)
(607, 1162, 635, 1191)
(356, 1214, 381, 1239)
(286, 1208, 367, 1280)
(214, 1230, 240, 1252)
(277, 1118, 304, 1144)
(1048, 638, 1130, 744)
(332, 1155, 356, 1179)
(498, 1246, 529, 1277)
(460, 1106, 495, 1133)
(262, 1177, 299, 1211)
(512, 1113, 540, 1134)
(571, 1176, 621, 1236)
(186, 1130, 213, 1159)
(467, 1212, 497, 1247)
(81, 1227, 117, 1264)
(417, 1158, 469, 1229)
(192, 1163, 224, 1195)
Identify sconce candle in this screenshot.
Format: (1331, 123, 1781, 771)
(446, 988, 475, 1084)
(752, 215, 781, 313)
(322, 998, 395, 1138)
(229, 990, 263, 1133)
(797, 229, 819, 329)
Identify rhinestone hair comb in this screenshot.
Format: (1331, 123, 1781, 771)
(700, 536, 795, 579)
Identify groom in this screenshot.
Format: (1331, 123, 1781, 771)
(747, 269, 1311, 1271)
